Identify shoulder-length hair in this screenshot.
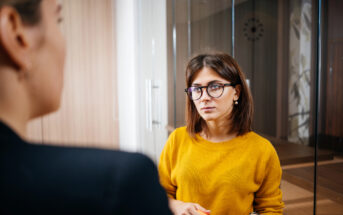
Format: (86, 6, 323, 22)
(185, 52, 253, 137)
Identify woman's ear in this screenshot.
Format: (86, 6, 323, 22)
(234, 84, 241, 101)
(0, 6, 32, 71)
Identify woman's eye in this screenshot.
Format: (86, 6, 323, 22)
(210, 84, 221, 90)
(193, 87, 201, 92)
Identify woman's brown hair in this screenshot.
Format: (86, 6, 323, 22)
(185, 53, 254, 137)
(0, 0, 42, 25)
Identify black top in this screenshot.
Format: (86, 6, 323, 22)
(0, 121, 172, 215)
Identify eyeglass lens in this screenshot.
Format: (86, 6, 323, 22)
(189, 83, 224, 100)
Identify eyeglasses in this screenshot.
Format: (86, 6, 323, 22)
(185, 83, 236, 101)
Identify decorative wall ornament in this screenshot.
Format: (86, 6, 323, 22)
(243, 17, 264, 41)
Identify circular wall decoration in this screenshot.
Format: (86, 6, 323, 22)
(243, 17, 264, 41)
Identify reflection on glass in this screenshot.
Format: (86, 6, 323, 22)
(316, 0, 343, 214)
(190, 0, 232, 55)
(169, 0, 232, 129)
(288, 0, 312, 145)
(168, 0, 343, 214)
(234, 0, 316, 212)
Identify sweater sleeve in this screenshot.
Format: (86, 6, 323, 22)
(254, 145, 284, 215)
(158, 131, 177, 199)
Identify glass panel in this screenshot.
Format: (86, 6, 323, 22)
(316, 0, 343, 213)
(234, 0, 316, 214)
(167, 0, 335, 214)
(190, 0, 232, 55)
(167, 0, 232, 130)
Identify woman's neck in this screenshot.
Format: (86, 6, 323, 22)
(202, 120, 237, 143)
(0, 69, 30, 139)
(0, 114, 27, 138)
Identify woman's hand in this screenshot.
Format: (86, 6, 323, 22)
(169, 198, 211, 215)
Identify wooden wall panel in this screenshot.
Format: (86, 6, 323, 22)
(325, 41, 343, 137)
(324, 0, 343, 138)
(28, 0, 118, 149)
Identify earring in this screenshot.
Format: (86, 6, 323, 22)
(234, 100, 238, 105)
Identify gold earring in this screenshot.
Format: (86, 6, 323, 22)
(234, 100, 238, 105)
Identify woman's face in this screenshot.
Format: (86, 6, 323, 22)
(191, 67, 239, 124)
(27, 0, 65, 117)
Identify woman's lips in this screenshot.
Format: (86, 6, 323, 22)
(201, 107, 215, 112)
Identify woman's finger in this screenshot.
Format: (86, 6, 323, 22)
(196, 209, 210, 215)
(187, 205, 200, 215)
(194, 204, 210, 214)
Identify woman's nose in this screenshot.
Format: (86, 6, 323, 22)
(200, 88, 211, 101)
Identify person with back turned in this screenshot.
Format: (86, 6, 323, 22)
(0, 0, 172, 214)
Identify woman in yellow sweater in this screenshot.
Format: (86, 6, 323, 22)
(158, 53, 284, 215)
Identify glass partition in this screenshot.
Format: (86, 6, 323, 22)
(167, 0, 233, 130)
(166, 0, 343, 214)
(315, 0, 343, 213)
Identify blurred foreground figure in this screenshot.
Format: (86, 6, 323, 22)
(0, 0, 172, 214)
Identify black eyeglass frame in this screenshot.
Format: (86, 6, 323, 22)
(184, 83, 236, 101)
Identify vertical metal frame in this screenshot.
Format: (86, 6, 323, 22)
(232, 0, 235, 57)
(313, 0, 323, 214)
(187, 0, 192, 58)
(172, 0, 177, 128)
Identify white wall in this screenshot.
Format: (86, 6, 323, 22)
(115, 0, 140, 152)
(116, 0, 168, 162)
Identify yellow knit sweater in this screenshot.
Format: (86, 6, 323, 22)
(158, 127, 284, 215)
